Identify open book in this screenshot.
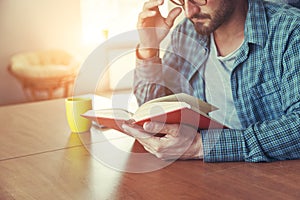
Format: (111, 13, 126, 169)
(82, 93, 227, 133)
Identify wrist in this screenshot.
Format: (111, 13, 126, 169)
(198, 133, 204, 159)
(136, 44, 159, 60)
(195, 133, 204, 159)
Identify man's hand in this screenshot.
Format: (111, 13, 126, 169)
(122, 121, 203, 160)
(137, 0, 182, 59)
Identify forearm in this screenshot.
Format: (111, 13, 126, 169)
(201, 112, 300, 162)
(134, 54, 173, 105)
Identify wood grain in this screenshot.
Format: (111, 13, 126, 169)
(0, 142, 299, 200)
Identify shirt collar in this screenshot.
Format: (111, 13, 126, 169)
(245, 0, 268, 47)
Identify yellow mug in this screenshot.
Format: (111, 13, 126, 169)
(65, 97, 92, 133)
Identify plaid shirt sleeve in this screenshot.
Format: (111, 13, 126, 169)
(134, 56, 165, 105)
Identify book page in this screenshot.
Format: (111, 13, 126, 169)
(142, 93, 217, 114)
(83, 109, 133, 120)
(132, 102, 191, 122)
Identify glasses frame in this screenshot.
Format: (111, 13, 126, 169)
(170, 0, 207, 7)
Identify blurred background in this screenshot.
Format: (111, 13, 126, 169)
(0, 0, 168, 105)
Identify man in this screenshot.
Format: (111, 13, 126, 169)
(122, 0, 300, 162)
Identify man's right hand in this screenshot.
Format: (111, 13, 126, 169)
(137, 0, 182, 59)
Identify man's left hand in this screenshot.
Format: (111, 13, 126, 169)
(122, 121, 203, 160)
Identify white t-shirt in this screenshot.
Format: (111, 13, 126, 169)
(204, 34, 243, 129)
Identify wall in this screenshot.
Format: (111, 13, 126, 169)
(0, 0, 184, 105)
(0, 0, 83, 105)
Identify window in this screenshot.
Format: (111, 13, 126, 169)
(80, 0, 169, 45)
(81, 0, 150, 45)
(80, 0, 169, 91)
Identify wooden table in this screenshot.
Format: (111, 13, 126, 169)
(1, 96, 299, 200)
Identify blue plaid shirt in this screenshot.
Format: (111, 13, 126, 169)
(134, 0, 300, 162)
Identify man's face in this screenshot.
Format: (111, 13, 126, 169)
(185, 0, 235, 35)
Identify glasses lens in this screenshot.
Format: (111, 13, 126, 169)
(170, 0, 184, 6)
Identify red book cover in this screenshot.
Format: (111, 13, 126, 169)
(82, 93, 228, 134)
(82, 106, 227, 134)
(134, 107, 227, 129)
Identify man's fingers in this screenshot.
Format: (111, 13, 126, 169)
(122, 124, 153, 139)
(143, 122, 180, 137)
(137, 0, 163, 28)
(143, 0, 164, 11)
(139, 10, 157, 20)
(165, 7, 182, 27)
(137, 10, 157, 28)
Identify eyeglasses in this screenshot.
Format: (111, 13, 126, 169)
(170, 0, 207, 7)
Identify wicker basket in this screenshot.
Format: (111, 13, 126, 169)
(8, 50, 80, 101)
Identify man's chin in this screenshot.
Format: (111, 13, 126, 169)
(194, 23, 213, 36)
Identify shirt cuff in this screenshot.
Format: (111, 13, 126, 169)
(201, 129, 244, 162)
(135, 45, 163, 81)
(136, 56, 161, 65)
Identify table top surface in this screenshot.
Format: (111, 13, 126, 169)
(1, 95, 300, 200)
